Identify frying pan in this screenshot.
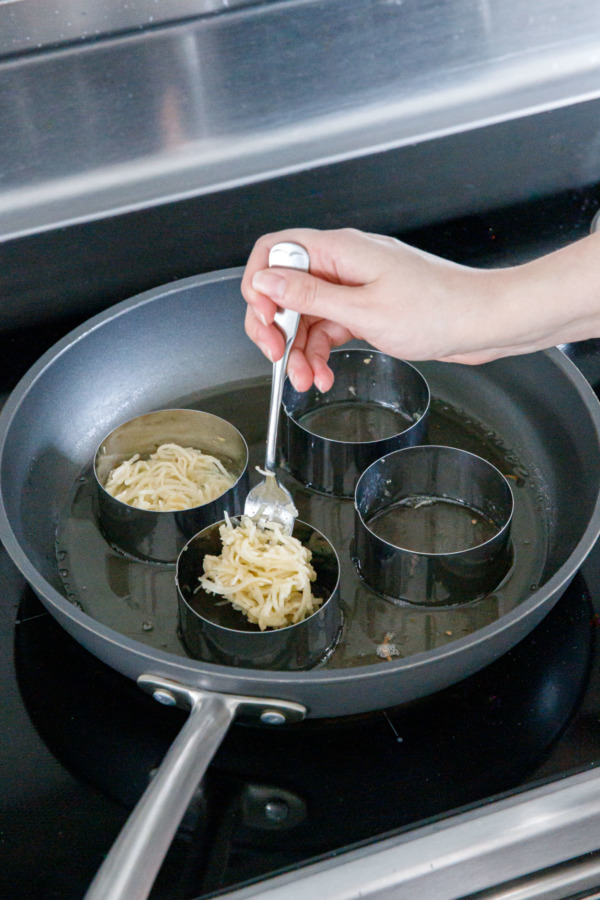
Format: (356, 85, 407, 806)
(1, 269, 600, 899)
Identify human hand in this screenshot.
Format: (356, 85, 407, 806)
(241, 227, 507, 392)
(242, 226, 600, 391)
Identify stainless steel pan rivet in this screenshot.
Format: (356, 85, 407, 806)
(153, 690, 177, 706)
(264, 800, 289, 822)
(260, 710, 287, 725)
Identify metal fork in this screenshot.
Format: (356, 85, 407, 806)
(244, 242, 310, 532)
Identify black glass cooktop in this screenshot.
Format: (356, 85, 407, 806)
(3, 542, 600, 900)
(3, 185, 600, 900)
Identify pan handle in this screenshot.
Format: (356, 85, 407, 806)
(84, 675, 306, 900)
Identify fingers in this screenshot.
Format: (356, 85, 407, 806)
(286, 320, 354, 392)
(287, 338, 333, 393)
(244, 304, 316, 390)
(241, 227, 383, 312)
(309, 356, 334, 394)
(241, 228, 390, 373)
(287, 347, 315, 392)
(250, 267, 367, 338)
(303, 320, 353, 391)
(285, 317, 312, 391)
(241, 230, 316, 323)
(249, 292, 279, 329)
(244, 305, 284, 362)
(242, 227, 423, 381)
(242, 228, 361, 292)
(247, 291, 354, 392)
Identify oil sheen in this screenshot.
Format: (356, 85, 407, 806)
(55, 378, 548, 670)
(298, 400, 413, 442)
(369, 499, 499, 553)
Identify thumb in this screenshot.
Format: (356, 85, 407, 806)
(251, 268, 362, 331)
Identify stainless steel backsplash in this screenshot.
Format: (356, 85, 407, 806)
(2, 0, 600, 242)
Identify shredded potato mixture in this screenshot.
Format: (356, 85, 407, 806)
(104, 443, 235, 511)
(199, 514, 323, 630)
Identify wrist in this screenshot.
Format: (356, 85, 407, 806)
(498, 237, 600, 352)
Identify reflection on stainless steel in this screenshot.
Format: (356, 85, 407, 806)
(217, 767, 600, 899)
(243, 242, 305, 533)
(354, 445, 514, 606)
(0, 0, 262, 55)
(2, 0, 600, 240)
(283, 350, 430, 498)
(94, 409, 249, 563)
(177, 517, 342, 671)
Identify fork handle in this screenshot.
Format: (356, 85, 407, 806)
(264, 243, 309, 472)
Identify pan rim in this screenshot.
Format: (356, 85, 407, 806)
(1, 269, 600, 694)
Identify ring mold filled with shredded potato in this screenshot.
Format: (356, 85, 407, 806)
(104, 443, 235, 511)
(198, 513, 323, 631)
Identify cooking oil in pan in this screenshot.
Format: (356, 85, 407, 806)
(298, 401, 413, 442)
(55, 380, 548, 669)
(368, 499, 499, 554)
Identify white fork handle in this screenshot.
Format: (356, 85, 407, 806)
(264, 242, 309, 472)
(265, 308, 300, 472)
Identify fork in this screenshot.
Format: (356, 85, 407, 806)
(244, 242, 310, 533)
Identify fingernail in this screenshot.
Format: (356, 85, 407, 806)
(252, 270, 286, 301)
(258, 342, 273, 362)
(287, 365, 299, 391)
(259, 312, 268, 327)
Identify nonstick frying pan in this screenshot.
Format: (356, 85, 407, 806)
(1, 269, 600, 899)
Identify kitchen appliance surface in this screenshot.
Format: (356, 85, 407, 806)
(4, 188, 600, 899)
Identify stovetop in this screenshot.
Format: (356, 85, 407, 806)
(3, 186, 600, 900)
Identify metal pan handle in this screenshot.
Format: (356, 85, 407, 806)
(84, 675, 305, 900)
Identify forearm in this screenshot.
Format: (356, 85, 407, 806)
(471, 232, 600, 360)
(242, 227, 600, 386)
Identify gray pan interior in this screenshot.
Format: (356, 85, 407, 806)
(1, 268, 600, 719)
